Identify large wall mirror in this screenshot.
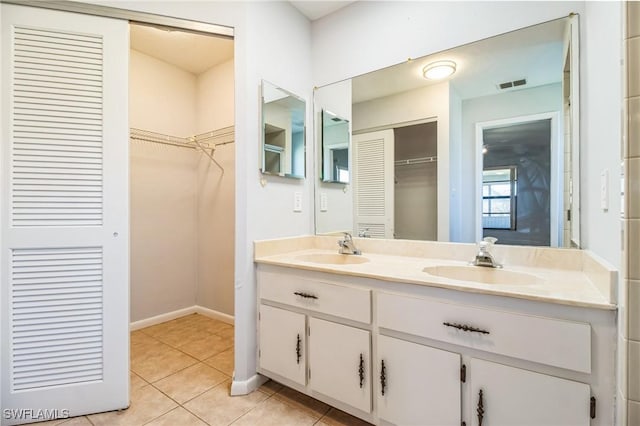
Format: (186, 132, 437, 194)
(261, 80, 306, 179)
(314, 15, 580, 248)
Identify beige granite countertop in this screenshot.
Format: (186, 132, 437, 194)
(254, 236, 617, 310)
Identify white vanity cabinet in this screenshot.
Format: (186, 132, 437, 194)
(377, 335, 461, 425)
(256, 265, 615, 426)
(258, 304, 307, 386)
(308, 317, 371, 413)
(469, 358, 591, 426)
(257, 269, 373, 416)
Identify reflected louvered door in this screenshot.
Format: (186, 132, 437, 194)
(1, 5, 129, 423)
(353, 130, 394, 238)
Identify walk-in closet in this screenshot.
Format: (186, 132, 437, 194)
(394, 122, 437, 241)
(128, 23, 235, 325)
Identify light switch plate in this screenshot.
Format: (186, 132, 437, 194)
(294, 191, 302, 212)
(320, 193, 328, 212)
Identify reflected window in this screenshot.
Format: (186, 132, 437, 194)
(482, 167, 517, 230)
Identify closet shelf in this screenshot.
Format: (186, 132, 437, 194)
(130, 127, 234, 175)
(130, 127, 234, 149)
(394, 156, 437, 166)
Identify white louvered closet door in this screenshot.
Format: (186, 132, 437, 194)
(353, 130, 394, 238)
(1, 5, 129, 423)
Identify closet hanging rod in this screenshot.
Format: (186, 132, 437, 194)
(130, 127, 234, 175)
(394, 156, 437, 166)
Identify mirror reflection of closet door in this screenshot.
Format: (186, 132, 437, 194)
(1, 4, 129, 421)
(353, 130, 394, 238)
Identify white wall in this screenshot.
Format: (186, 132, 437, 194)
(240, 3, 313, 389)
(197, 59, 235, 132)
(196, 59, 235, 316)
(459, 83, 563, 242)
(129, 50, 199, 322)
(580, 2, 623, 268)
(352, 82, 451, 240)
(130, 50, 197, 135)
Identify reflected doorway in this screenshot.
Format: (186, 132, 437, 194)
(477, 113, 562, 247)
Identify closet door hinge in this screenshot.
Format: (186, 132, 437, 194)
(590, 396, 596, 419)
(258, 312, 261, 321)
(258, 349, 261, 358)
(460, 364, 466, 383)
(307, 325, 310, 336)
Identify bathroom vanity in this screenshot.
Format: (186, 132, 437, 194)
(254, 236, 617, 426)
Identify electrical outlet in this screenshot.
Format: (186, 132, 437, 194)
(294, 192, 302, 212)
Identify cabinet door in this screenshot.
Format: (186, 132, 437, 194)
(377, 335, 461, 425)
(469, 358, 590, 426)
(308, 318, 371, 413)
(259, 305, 306, 386)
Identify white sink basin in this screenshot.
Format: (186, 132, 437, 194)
(295, 253, 370, 265)
(423, 265, 542, 286)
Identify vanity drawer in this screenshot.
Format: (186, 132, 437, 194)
(377, 292, 591, 373)
(258, 271, 371, 323)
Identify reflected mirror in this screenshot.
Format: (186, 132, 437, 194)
(314, 16, 580, 248)
(261, 80, 306, 178)
(321, 110, 350, 183)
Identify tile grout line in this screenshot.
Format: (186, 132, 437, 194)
(225, 391, 275, 426)
(129, 316, 235, 425)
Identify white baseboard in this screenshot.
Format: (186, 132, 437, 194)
(231, 373, 268, 396)
(130, 306, 196, 331)
(130, 305, 234, 330)
(195, 305, 234, 325)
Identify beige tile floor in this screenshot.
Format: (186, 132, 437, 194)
(38, 314, 371, 426)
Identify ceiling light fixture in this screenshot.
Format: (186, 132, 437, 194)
(422, 60, 456, 80)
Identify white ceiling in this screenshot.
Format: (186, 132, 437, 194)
(130, 24, 233, 75)
(289, 1, 355, 20)
(352, 18, 567, 103)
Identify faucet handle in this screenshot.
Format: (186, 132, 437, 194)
(343, 232, 353, 241)
(358, 228, 370, 238)
(483, 236, 498, 245)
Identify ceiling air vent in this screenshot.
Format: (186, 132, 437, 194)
(497, 78, 527, 90)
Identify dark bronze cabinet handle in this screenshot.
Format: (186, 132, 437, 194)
(380, 359, 387, 396)
(294, 291, 318, 299)
(296, 333, 301, 364)
(358, 353, 365, 388)
(477, 389, 485, 426)
(443, 322, 490, 335)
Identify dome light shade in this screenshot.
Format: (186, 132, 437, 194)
(423, 60, 456, 80)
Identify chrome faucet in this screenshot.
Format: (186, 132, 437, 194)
(472, 237, 502, 268)
(338, 232, 361, 255)
(358, 227, 371, 238)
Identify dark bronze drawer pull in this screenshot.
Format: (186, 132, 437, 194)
(294, 291, 318, 299)
(296, 333, 302, 364)
(443, 322, 490, 335)
(358, 353, 365, 388)
(477, 389, 485, 426)
(380, 359, 387, 396)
